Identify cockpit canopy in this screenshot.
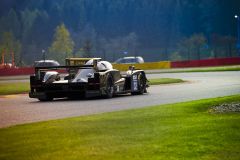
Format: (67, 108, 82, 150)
(72, 59, 113, 82)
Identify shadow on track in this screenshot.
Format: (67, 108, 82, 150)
(29, 93, 149, 104)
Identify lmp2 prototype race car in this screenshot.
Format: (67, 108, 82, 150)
(29, 58, 148, 101)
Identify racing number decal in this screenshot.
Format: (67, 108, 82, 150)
(132, 75, 138, 91)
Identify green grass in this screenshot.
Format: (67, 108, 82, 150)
(177, 66, 240, 73)
(148, 65, 240, 74)
(1, 95, 240, 160)
(0, 82, 29, 95)
(149, 78, 184, 85)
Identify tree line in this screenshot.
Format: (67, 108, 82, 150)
(0, 0, 239, 65)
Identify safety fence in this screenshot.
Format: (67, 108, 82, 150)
(171, 57, 240, 68)
(0, 57, 240, 76)
(0, 67, 34, 76)
(112, 61, 170, 71)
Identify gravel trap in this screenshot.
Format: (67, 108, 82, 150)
(209, 102, 240, 113)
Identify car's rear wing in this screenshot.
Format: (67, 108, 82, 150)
(34, 64, 94, 71)
(65, 57, 101, 66)
(34, 65, 94, 80)
(34, 59, 100, 80)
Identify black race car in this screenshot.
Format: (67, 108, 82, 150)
(29, 59, 148, 101)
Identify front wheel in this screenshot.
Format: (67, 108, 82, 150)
(131, 73, 146, 95)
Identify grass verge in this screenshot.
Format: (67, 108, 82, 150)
(148, 65, 240, 74)
(0, 78, 184, 95)
(0, 95, 240, 160)
(149, 78, 184, 85)
(0, 82, 29, 95)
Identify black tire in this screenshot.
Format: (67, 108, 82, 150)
(105, 76, 114, 98)
(131, 73, 146, 95)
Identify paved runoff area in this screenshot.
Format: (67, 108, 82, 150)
(0, 71, 240, 128)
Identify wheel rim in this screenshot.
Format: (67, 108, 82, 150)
(106, 78, 113, 96)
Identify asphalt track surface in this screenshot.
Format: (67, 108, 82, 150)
(0, 71, 240, 128)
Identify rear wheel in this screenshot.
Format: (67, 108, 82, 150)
(105, 76, 114, 98)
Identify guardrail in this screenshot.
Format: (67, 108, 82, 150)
(0, 67, 34, 76)
(0, 57, 239, 76)
(112, 61, 170, 71)
(171, 57, 240, 68)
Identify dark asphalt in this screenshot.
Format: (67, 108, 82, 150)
(0, 71, 240, 128)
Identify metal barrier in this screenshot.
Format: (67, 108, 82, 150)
(112, 61, 170, 71)
(171, 57, 240, 68)
(0, 67, 34, 76)
(1, 57, 239, 76)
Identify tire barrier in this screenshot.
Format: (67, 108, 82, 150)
(112, 61, 171, 71)
(171, 57, 240, 68)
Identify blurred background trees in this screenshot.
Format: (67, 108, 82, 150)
(0, 31, 21, 66)
(0, 0, 239, 65)
(48, 23, 74, 64)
